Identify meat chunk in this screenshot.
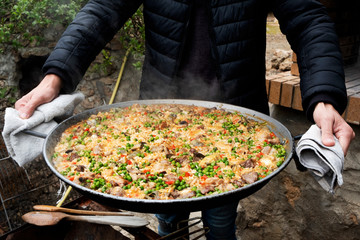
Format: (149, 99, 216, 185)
(268, 138, 280, 145)
(158, 121, 169, 129)
(198, 178, 223, 194)
(242, 172, 258, 184)
(178, 121, 188, 127)
(231, 179, 244, 188)
(190, 148, 205, 161)
(191, 139, 204, 147)
(76, 171, 95, 185)
(198, 153, 220, 168)
(110, 186, 125, 196)
(151, 160, 172, 173)
(75, 165, 85, 172)
(170, 191, 180, 199)
(163, 173, 178, 182)
(132, 142, 145, 151)
(199, 184, 215, 195)
(240, 159, 255, 168)
(93, 143, 103, 155)
(176, 156, 189, 164)
(109, 177, 127, 187)
(178, 189, 196, 199)
(261, 146, 271, 154)
(69, 152, 80, 162)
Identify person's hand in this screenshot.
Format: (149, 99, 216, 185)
(15, 74, 62, 119)
(313, 102, 355, 156)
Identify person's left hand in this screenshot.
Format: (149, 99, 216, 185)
(313, 102, 355, 156)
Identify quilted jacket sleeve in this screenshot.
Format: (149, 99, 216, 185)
(271, 0, 347, 121)
(43, 0, 143, 93)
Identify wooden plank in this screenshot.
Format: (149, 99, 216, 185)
(265, 66, 360, 125)
(266, 78, 270, 96)
(266, 74, 279, 81)
(347, 88, 359, 97)
(347, 84, 360, 94)
(344, 66, 360, 77)
(346, 94, 360, 125)
(268, 76, 295, 105)
(291, 63, 299, 76)
(281, 75, 299, 81)
(345, 74, 360, 82)
(268, 77, 284, 105)
(291, 83, 303, 111)
(280, 79, 299, 108)
(345, 79, 360, 88)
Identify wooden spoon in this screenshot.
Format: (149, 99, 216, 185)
(22, 211, 149, 228)
(33, 205, 133, 216)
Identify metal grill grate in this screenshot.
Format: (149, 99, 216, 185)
(0, 132, 72, 236)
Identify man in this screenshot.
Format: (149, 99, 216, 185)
(15, 0, 355, 239)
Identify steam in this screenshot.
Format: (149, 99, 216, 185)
(176, 71, 221, 101)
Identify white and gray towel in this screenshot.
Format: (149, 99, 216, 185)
(296, 124, 344, 194)
(2, 92, 84, 167)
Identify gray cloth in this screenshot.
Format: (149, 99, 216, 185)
(2, 92, 84, 166)
(296, 124, 344, 193)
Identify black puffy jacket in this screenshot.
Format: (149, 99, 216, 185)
(43, 0, 347, 119)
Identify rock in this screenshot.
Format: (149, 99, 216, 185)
(19, 47, 52, 58)
(279, 58, 292, 71)
(270, 49, 292, 70)
(100, 76, 116, 85)
(79, 81, 95, 97)
(0, 53, 17, 86)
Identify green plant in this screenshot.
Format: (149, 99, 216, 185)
(0, 0, 145, 70)
(0, 0, 87, 52)
(0, 86, 18, 104)
(119, 7, 145, 70)
(132, 60, 142, 71)
(89, 49, 115, 76)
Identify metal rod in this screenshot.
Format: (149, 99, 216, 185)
(293, 134, 303, 141)
(21, 129, 47, 139)
(158, 217, 209, 240)
(1, 180, 58, 202)
(0, 192, 12, 231)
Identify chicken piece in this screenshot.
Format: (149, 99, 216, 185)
(177, 189, 196, 199)
(92, 143, 103, 155)
(199, 153, 220, 168)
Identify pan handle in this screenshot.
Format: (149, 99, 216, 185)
(22, 130, 47, 139)
(293, 134, 303, 141)
(292, 134, 307, 172)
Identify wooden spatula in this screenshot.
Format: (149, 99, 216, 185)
(22, 211, 149, 228)
(33, 205, 133, 216)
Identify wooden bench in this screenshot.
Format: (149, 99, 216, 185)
(266, 65, 360, 125)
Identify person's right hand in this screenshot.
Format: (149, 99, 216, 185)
(15, 74, 62, 119)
